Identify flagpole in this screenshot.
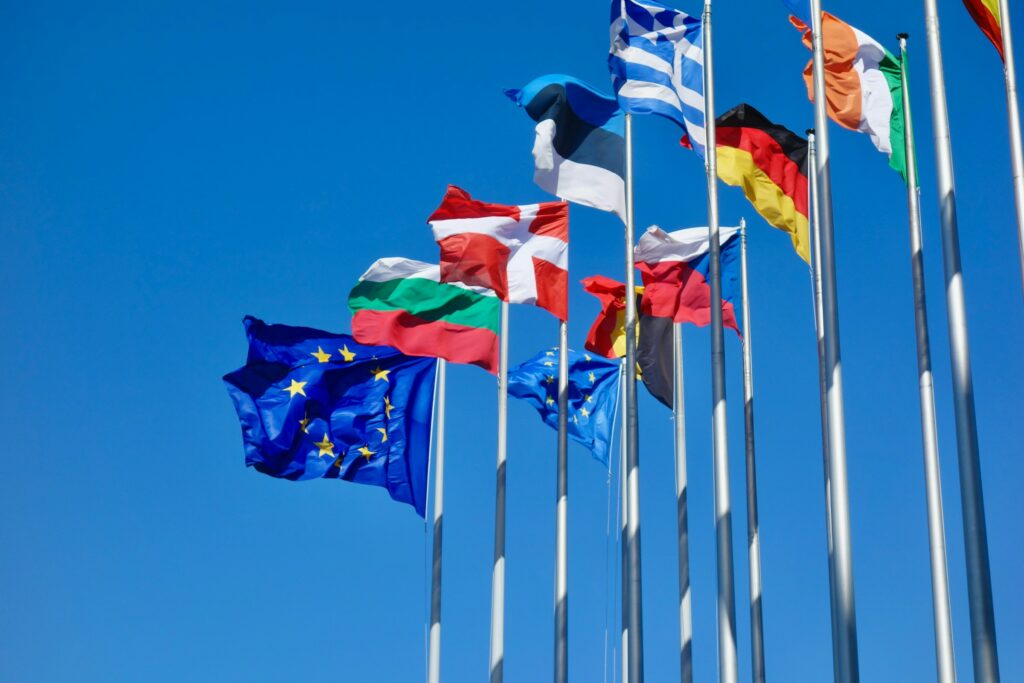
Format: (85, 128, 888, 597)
(490, 303, 509, 683)
(620, 358, 630, 683)
(672, 322, 692, 683)
(739, 219, 765, 683)
(555, 320, 569, 683)
(995, 0, 1024, 292)
(807, 130, 841, 678)
(428, 358, 447, 683)
(808, 0, 861, 677)
(923, 2, 1002, 679)
(897, 35, 957, 683)
(702, 3, 739, 681)
(623, 112, 645, 683)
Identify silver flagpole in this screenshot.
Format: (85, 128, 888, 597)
(923, 2, 1002, 679)
(620, 358, 630, 683)
(555, 321, 570, 683)
(995, 0, 1024, 292)
(808, 0, 860, 677)
(672, 322, 693, 683)
(898, 35, 957, 683)
(490, 303, 509, 683)
(623, 113, 645, 683)
(739, 219, 765, 683)
(428, 358, 447, 683)
(807, 131, 841, 678)
(702, 2, 739, 681)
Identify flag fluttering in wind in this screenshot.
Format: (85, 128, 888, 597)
(348, 257, 501, 373)
(635, 225, 742, 335)
(963, 0, 1004, 59)
(223, 317, 437, 516)
(790, 14, 908, 182)
(428, 185, 570, 321)
(688, 104, 810, 262)
(505, 75, 626, 221)
(582, 275, 674, 407)
(609, 0, 706, 156)
(508, 347, 621, 465)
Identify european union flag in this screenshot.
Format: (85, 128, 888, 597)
(223, 316, 437, 517)
(508, 348, 621, 465)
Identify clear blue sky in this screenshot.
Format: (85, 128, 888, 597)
(1, 1, 1021, 681)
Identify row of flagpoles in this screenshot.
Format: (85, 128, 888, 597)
(221, 0, 1022, 680)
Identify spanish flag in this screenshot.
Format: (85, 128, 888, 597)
(582, 275, 674, 408)
(690, 104, 810, 263)
(963, 0, 1003, 60)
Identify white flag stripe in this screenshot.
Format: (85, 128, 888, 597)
(616, 81, 684, 113)
(614, 43, 675, 74)
(533, 119, 626, 221)
(359, 257, 497, 295)
(634, 225, 741, 264)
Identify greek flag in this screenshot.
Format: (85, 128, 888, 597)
(609, 0, 706, 156)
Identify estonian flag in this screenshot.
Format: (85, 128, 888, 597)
(505, 75, 626, 222)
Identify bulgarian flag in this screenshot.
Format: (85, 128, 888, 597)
(348, 257, 501, 373)
(963, 0, 1003, 60)
(791, 13, 908, 182)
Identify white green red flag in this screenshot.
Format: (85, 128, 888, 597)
(791, 13, 908, 182)
(348, 257, 501, 373)
(428, 185, 569, 321)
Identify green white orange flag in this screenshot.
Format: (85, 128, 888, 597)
(963, 0, 1003, 59)
(791, 13, 908, 182)
(348, 257, 501, 373)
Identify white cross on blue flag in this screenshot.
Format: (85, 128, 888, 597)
(609, 0, 706, 156)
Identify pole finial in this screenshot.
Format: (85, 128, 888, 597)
(897, 32, 909, 40)
(806, 128, 815, 136)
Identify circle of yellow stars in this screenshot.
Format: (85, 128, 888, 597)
(280, 343, 396, 469)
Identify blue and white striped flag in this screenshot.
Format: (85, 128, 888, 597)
(609, 0, 706, 156)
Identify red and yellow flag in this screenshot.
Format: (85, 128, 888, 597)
(964, 0, 1003, 60)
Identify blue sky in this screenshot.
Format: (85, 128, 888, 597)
(1, 1, 1022, 681)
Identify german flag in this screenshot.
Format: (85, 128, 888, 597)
(689, 104, 810, 263)
(582, 275, 673, 408)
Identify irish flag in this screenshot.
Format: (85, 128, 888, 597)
(791, 13, 907, 182)
(348, 257, 501, 373)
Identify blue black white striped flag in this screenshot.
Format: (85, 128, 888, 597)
(609, 0, 706, 157)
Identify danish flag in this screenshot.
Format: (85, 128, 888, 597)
(428, 185, 569, 321)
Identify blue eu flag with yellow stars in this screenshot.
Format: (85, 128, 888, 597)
(223, 316, 437, 516)
(508, 348, 621, 465)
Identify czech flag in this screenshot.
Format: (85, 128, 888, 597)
(634, 225, 742, 337)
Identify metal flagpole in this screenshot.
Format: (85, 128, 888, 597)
(620, 358, 630, 683)
(555, 321, 570, 683)
(995, 0, 1024, 292)
(898, 35, 957, 683)
(490, 303, 509, 683)
(808, 0, 861, 678)
(623, 113, 645, 683)
(428, 358, 447, 683)
(923, 2, 1002, 679)
(807, 131, 841, 678)
(739, 220, 765, 683)
(672, 322, 692, 683)
(702, 3, 739, 681)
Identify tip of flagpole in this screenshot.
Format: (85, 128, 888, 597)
(897, 32, 909, 40)
(806, 128, 815, 136)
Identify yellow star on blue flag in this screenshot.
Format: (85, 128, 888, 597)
(224, 316, 438, 516)
(507, 347, 621, 465)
